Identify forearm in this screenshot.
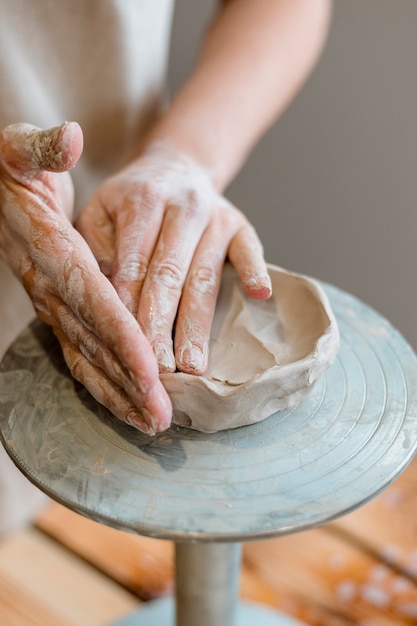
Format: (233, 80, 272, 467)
(139, 0, 332, 190)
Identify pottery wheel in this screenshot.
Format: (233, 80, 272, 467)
(1, 283, 417, 543)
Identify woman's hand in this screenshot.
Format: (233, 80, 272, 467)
(0, 123, 171, 435)
(76, 142, 272, 375)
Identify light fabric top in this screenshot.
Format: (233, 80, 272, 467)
(0, 0, 175, 356)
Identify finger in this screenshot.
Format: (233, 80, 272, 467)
(174, 231, 227, 375)
(55, 303, 140, 394)
(111, 192, 165, 314)
(22, 227, 173, 431)
(30, 223, 173, 426)
(138, 205, 208, 372)
(58, 246, 161, 394)
(0, 122, 83, 177)
(56, 329, 171, 435)
(75, 199, 116, 279)
(175, 211, 271, 374)
(228, 223, 272, 300)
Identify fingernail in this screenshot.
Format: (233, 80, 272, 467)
(127, 408, 157, 436)
(154, 342, 176, 373)
(178, 344, 205, 374)
(245, 273, 272, 299)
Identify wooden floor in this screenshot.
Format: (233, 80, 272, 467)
(2, 454, 417, 625)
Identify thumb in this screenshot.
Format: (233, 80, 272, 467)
(0, 121, 83, 177)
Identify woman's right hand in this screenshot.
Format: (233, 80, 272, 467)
(0, 122, 172, 435)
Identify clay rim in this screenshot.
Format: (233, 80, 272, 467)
(161, 264, 340, 398)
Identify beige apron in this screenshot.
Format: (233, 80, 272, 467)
(0, 0, 174, 534)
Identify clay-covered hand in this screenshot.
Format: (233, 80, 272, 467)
(76, 142, 272, 375)
(0, 122, 171, 435)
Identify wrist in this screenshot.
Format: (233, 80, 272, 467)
(128, 137, 219, 191)
(131, 115, 234, 193)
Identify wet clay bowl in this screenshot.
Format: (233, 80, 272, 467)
(161, 263, 340, 432)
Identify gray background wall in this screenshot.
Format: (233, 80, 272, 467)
(169, 1, 417, 348)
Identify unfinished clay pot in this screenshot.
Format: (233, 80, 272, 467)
(161, 263, 339, 432)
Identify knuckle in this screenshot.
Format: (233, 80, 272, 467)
(239, 222, 263, 249)
(135, 253, 150, 283)
(150, 260, 184, 290)
(117, 178, 161, 213)
(63, 350, 83, 381)
(137, 180, 160, 205)
(188, 264, 218, 297)
(184, 188, 200, 212)
(116, 251, 149, 285)
(215, 203, 245, 232)
(175, 188, 206, 221)
(80, 333, 100, 362)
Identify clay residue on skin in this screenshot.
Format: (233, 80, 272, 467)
(22, 124, 70, 170)
(2, 122, 76, 172)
